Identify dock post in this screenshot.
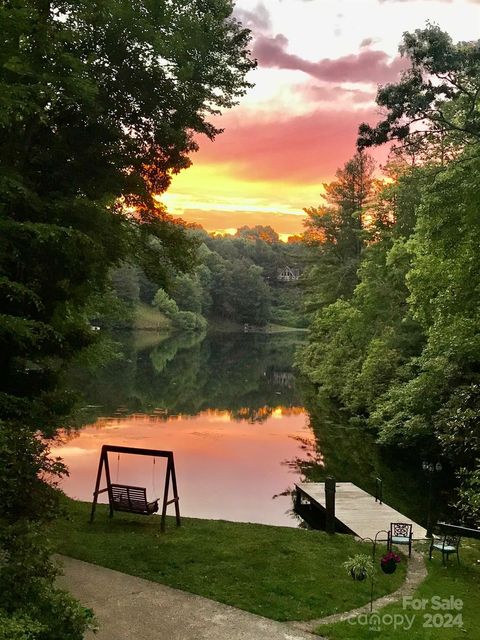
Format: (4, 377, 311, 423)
(325, 476, 336, 534)
(375, 477, 383, 504)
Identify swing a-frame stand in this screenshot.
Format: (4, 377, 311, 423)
(90, 444, 181, 532)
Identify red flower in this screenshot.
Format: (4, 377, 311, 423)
(381, 551, 401, 564)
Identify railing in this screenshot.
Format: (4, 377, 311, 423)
(437, 522, 480, 540)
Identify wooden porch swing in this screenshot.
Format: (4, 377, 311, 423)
(90, 444, 181, 532)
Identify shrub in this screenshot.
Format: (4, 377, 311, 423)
(174, 311, 207, 333)
(152, 289, 179, 318)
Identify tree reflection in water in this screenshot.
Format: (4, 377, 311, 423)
(67, 331, 306, 425)
(65, 331, 450, 528)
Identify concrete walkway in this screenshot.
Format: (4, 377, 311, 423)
(56, 555, 318, 640)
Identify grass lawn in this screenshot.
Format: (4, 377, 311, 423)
(317, 540, 480, 639)
(51, 498, 407, 622)
(206, 317, 307, 334)
(264, 323, 308, 333)
(134, 303, 171, 331)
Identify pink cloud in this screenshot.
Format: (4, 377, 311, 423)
(300, 83, 375, 104)
(253, 34, 408, 84)
(360, 37, 377, 48)
(233, 2, 271, 32)
(194, 107, 386, 183)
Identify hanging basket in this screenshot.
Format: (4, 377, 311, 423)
(381, 559, 397, 574)
(350, 568, 367, 581)
(380, 551, 400, 574)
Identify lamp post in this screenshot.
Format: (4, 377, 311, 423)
(422, 460, 442, 537)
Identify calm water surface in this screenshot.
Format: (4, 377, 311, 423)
(57, 332, 312, 526)
(57, 331, 442, 528)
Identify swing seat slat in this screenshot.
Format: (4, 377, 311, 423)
(110, 483, 159, 515)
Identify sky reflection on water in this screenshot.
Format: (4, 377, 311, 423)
(55, 406, 314, 527)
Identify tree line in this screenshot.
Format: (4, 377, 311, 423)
(298, 25, 480, 526)
(108, 224, 308, 329)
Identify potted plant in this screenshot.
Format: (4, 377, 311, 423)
(343, 554, 374, 581)
(380, 551, 401, 574)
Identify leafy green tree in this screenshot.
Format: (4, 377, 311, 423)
(170, 273, 203, 313)
(373, 155, 480, 441)
(235, 225, 280, 244)
(298, 161, 426, 418)
(300, 24, 480, 523)
(174, 310, 208, 333)
(138, 269, 159, 305)
(152, 288, 180, 318)
(111, 263, 140, 303)
(0, 0, 254, 635)
(195, 263, 214, 316)
(358, 25, 480, 155)
(230, 262, 271, 325)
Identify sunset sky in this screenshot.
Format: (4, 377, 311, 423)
(162, 0, 480, 239)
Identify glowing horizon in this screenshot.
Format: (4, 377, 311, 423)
(163, 0, 480, 237)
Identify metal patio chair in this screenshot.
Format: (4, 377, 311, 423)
(387, 522, 413, 557)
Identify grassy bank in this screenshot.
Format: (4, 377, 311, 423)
(317, 540, 480, 639)
(207, 316, 307, 334)
(265, 323, 308, 334)
(51, 499, 406, 622)
(132, 310, 305, 335)
(133, 303, 172, 331)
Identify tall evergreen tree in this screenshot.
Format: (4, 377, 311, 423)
(303, 151, 376, 311)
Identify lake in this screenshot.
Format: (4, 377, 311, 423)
(56, 331, 444, 528)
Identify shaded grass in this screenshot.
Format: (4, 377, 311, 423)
(134, 304, 171, 331)
(317, 541, 480, 639)
(51, 499, 407, 622)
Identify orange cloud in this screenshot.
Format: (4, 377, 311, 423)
(163, 104, 390, 235)
(172, 208, 307, 237)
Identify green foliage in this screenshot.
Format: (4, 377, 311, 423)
(174, 311, 208, 333)
(51, 498, 406, 623)
(343, 554, 375, 580)
(455, 464, 480, 524)
(235, 225, 280, 244)
(358, 24, 480, 154)
(301, 26, 480, 523)
(104, 227, 310, 329)
(373, 156, 480, 456)
(196, 230, 306, 326)
(0, 611, 44, 640)
(170, 273, 203, 313)
(152, 288, 180, 318)
(110, 263, 140, 304)
(303, 152, 376, 311)
(0, 0, 255, 637)
(152, 288, 206, 333)
(0, 585, 95, 640)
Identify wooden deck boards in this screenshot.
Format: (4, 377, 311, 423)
(295, 482, 427, 540)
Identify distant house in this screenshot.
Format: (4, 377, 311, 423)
(277, 266, 301, 282)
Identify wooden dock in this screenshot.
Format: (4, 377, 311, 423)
(295, 482, 427, 540)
